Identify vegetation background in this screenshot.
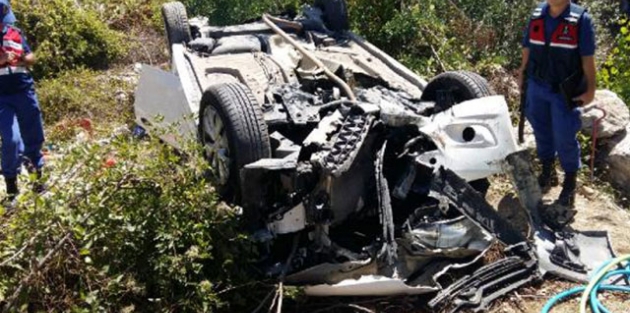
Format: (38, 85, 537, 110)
(0, 0, 628, 312)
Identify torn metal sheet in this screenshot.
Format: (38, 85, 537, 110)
(296, 231, 497, 297)
(375, 140, 397, 266)
(402, 216, 493, 256)
(133, 64, 198, 149)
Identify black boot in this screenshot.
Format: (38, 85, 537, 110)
(33, 169, 47, 194)
(5, 177, 19, 201)
(538, 160, 559, 192)
(557, 172, 577, 207)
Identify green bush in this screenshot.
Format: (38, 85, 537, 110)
(346, 0, 536, 76)
(0, 133, 261, 312)
(13, 0, 128, 78)
(181, 0, 303, 25)
(600, 18, 630, 104)
(79, 0, 168, 31)
(36, 69, 134, 126)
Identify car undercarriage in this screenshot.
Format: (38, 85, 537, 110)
(132, 1, 618, 311)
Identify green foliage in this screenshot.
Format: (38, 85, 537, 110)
(581, 0, 620, 48)
(181, 0, 303, 25)
(347, 0, 536, 76)
(13, 0, 128, 78)
(444, 0, 536, 68)
(0, 132, 261, 312)
(80, 0, 170, 31)
(36, 69, 134, 126)
(600, 18, 630, 104)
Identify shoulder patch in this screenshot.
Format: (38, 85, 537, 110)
(531, 2, 546, 19)
(564, 4, 585, 25)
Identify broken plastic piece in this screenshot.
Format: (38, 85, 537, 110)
(429, 255, 538, 313)
(430, 168, 527, 246)
(549, 233, 587, 274)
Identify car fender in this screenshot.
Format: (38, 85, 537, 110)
(417, 95, 520, 181)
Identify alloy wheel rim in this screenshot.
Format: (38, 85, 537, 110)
(202, 106, 231, 186)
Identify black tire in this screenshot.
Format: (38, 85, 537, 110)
(456, 70, 495, 97)
(421, 71, 495, 196)
(421, 70, 495, 114)
(314, 0, 349, 32)
(199, 83, 271, 200)
(162, 2, 192, 52)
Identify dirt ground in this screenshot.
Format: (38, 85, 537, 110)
(484, 175, 630, 313)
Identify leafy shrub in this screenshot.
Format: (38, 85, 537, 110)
(36, 69, 135, 126)
(599, 18, 630, 104)
(445, 0, 536, 68)
(181, 0, 303, 25)
(78, 0, 167, 31)
(78, 0, 171, 65)
(346, 0, 536, 75)
(13, 0, 128, 78)
(0, 132, 262, 312)
(581, 0, 620, 54)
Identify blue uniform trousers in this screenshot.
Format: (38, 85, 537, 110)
(525, 79, 582, 173)
(0, 87, 45, 178)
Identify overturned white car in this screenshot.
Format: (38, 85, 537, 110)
(133, 1, 616, 311)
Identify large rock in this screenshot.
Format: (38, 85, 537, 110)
(581, 90, 629, 139)
(606, 126, 630, 194)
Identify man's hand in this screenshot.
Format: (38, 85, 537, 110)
(577, 56, 597, 107)
(573, 90, 595, 106)
(17, 53, 36, 68)
(0, 52, 16, 65)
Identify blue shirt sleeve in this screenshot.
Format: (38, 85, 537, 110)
(21, 34, 31, 54)
(579, 12, 596, 56)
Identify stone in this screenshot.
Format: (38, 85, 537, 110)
(605, 126, 630, 194)
(580, 186, 596, 200)
(581, 90, 629, 139)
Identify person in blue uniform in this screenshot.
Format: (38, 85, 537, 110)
(517, 0, 597, 208)
(0, 0, 45, 202)
(0, 0, 25, 186)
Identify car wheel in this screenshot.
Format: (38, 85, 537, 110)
(162, 2, 192, 54)
(421, 70, 495, 114)
(421, 70, 496, 196)
(199, 83, 271, 200)
(314, 0, 349, 32)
